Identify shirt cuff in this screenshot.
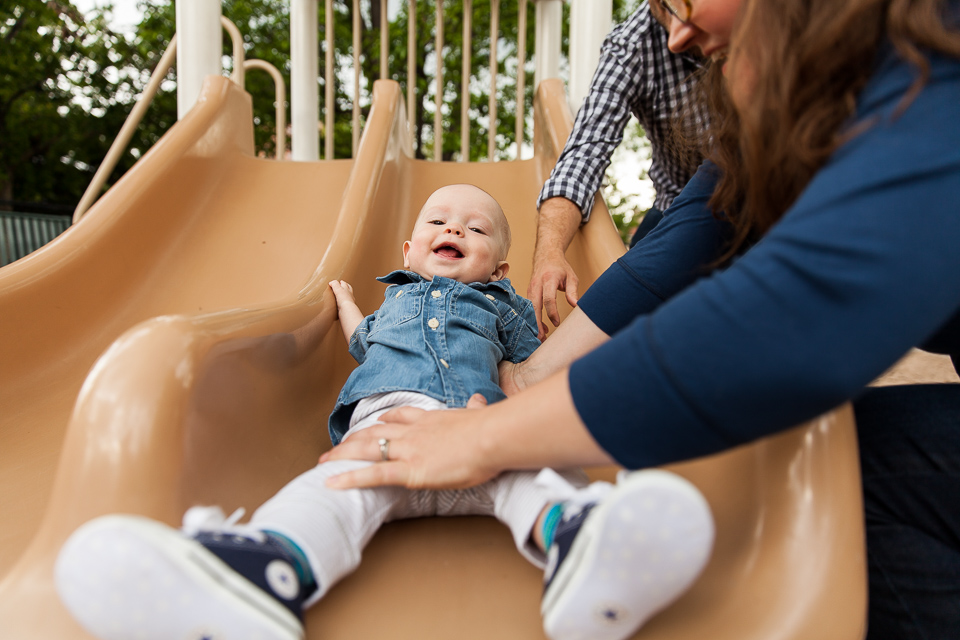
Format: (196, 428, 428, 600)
(578, 259, 664, 336)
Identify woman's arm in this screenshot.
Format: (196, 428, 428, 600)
(503, 163, 729, 395)
(499, 306, 610, 395)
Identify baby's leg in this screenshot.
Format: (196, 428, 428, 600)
(250, 459, 406, 604)
(54, 462, 409, 640)
(255, 392, 448, 600)
(534, 469, 715, 640)
(445, 467, 715, 640)
(474, 469, 589, 568)
(248, 395, 442, 602)
(55, 407, 414, 640)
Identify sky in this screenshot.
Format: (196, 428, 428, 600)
(71, 0, 143, 33)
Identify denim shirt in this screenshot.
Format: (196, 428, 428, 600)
(328, 270, 541, 444)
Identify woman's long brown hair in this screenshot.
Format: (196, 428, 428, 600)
(697, 0, 960, 261)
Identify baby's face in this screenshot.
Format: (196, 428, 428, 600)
(403, 185, 509, 284)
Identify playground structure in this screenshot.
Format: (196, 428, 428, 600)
(0, 2, 869, 638)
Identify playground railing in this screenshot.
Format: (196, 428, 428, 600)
(0, 211, 72, 267)
(73, 18, 285, 223)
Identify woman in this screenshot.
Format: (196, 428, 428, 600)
(325, 0, 960, 637)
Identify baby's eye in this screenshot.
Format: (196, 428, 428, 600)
(428, 219, 444, 225)
(470, 227, 486, 235)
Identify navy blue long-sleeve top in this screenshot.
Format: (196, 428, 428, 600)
(570, 46, 960, 470)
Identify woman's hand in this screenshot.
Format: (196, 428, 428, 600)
(321, 393, 500, 490)
(321, 371, 616, 491)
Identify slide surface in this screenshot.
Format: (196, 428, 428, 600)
(0, 76, 866, 639)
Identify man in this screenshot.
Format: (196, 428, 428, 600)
(531, 0, 707, 338)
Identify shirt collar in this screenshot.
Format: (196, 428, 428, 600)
(376, 269, 515, 292)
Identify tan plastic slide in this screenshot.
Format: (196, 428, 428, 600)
(0, 74, 867, 639)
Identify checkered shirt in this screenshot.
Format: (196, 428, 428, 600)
(538, 2, 708, 219)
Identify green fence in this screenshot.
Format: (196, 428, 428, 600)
(0, 211, 72, 267)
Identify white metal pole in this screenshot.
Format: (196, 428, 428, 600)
(460, 0, 472, 161)
(534, 0, 562, 90)
(434, 1, 444, 162)
(568, 0, 610, 111)
(407, 0, 416, 138)
(176, 0, 221, 119)
(325, 0, 334, 159)
(292, 0, 320, 161)
(352, 0, 361, 156)
(515, 0, 527, 159)
(487, 0, 499, 161)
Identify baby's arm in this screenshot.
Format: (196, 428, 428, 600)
(329, 280, 366, 344)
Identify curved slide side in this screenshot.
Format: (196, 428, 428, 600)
(0, 76, 865, 639)
(0, 75, 353, 578)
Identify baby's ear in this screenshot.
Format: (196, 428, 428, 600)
(402, 240, 411, 268)
(489, 261, 510, 282)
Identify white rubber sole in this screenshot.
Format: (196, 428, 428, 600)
(541, 470, 714, 640)
(55, 515, 303, 640)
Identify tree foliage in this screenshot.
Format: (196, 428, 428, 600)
(0, 1, 141, 211)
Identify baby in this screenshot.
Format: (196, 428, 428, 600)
(55, 184, 714, 640)
(324, 183, 535, 447)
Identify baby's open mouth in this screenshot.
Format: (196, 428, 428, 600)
(434, 244, 463, 259)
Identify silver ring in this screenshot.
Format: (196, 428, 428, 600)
(378, 438, 390, 462)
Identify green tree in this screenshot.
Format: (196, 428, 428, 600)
(0, 1, 140, 211)
(344, 0, 639, 161)
(131, 0, 294, 159)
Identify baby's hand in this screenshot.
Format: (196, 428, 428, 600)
(329, 280, 364, 341)
(329, 279, 356, 306)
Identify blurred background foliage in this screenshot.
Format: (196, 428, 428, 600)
(1, 0, 649, 238)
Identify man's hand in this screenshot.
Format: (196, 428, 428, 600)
(529, 247, 580, 339)
(530, 198, 583, 340)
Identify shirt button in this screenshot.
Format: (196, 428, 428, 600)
(485, 294, 496, 301)
(431, 290, 442, 298)
(395, 289, 404, 298)
(440, 358, 450, 368)
(428, 317, 440, 329)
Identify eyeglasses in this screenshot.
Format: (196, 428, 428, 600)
(656, 0, 692, 24)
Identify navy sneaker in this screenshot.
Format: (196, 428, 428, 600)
(55, 507, 314, 640)
(541, 470, 715, 640)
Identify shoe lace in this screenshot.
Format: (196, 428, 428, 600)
(182, 505, 266, 542)
(534, 468, 614, 520)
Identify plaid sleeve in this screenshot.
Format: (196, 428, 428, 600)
(537, 8, 653, 222)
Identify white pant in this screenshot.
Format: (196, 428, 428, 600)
(250, 392, 586, 607)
